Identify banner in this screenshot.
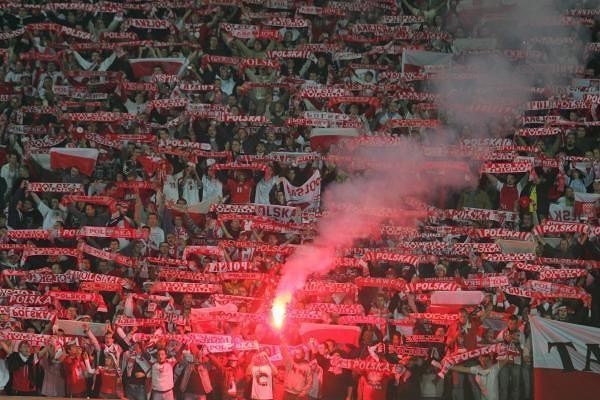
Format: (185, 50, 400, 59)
(574, 192, 600, 219)
(282, 170, 321, 211)
(530, 316, 600, 400)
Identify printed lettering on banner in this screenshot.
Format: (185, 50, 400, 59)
(549, 203, 575, 221)
(282, 170, 321, 211)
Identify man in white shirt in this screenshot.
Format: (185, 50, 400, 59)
(151, 349, 176, 400)
(4, 61, 25, 83)
(254, 167, 279, 205)
(147, 213, 165, 255)
(0, 153, 20, 196)
(30, 193, 66, 230)
(71, 49, 117, 71)
(450, 354, 505, 400)
(495, 316, 524, 400)
(201, 160, 223, 204)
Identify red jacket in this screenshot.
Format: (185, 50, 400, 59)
(62, 356, 88, 395)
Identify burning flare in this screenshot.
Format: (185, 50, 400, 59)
(271, 292, 291, 330)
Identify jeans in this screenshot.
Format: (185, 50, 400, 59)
(126, 384, 146, 400)
(499, 363, 521, 400)
(452, 369, 481, 400)
(152, 391, 175, 400)
(521, 364, 532, 400)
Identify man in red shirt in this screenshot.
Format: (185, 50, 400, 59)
(226, 171, 255, 204)
(486, 173, 527, 212)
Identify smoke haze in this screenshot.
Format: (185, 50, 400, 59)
(273, 0, 590, 308)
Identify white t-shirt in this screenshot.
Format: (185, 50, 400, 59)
(470, 363, 501, 400)
(181, 177, 200, 205)
(151, 362, 174, 391)
(0, 359, 8, 390)
(0, 164, 18, 192)
(254, 176, 278, 205)
(251, 364, 274, 400)
(201, 175, 223, 203)
(148, 226, 165, 251)
(163, 172, 182, 202)
(37, 202, 66, 230)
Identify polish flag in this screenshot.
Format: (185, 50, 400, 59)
(530, 316, 600, 400)
(299, 323, 361, 346)
(428, 290, 485, 314)
(129, 57, 187, 79)
(50, 148, 99, 176)
(309, 128, 359, 151)
(401, 49, 453, 74)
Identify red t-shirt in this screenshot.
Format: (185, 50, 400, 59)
(499, 185, 518, 211)
(359, 374, 389, 400)
(98, 367, 121, 396)
(227, 178, 255, 204)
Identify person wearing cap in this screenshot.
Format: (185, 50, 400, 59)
(566, 164, 595, 193)
(553, 304, 572, 323)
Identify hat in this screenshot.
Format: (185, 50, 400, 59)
(206, 158, 216, 167)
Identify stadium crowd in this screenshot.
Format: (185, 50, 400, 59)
(0, 0, 599, 399)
